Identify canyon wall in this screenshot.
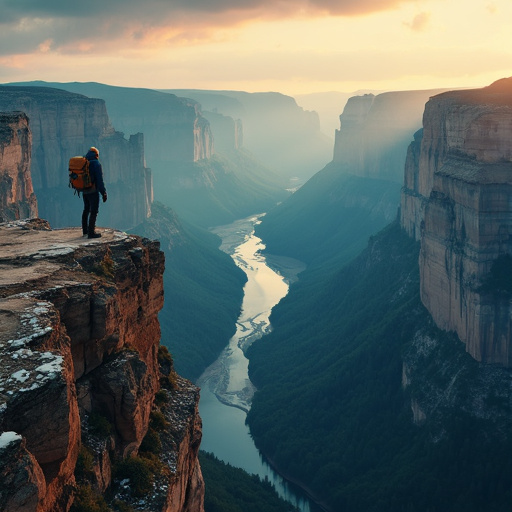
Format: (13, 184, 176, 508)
(333, 89, 447, 183)
(0, 220, 204, 512)
(401, 78, 512, 366)
(163, 89, 331, 181)
(0, 85, 152, 230)
(9, 82, 215, 165)
(201, 110, 243, 153)
(0, 111, 38, 222)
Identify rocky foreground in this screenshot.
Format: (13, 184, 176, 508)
(0, 219, 204, 512)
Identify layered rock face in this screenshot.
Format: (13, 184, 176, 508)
(333, 89, 446, 183)
(401, 78, 512, 365)
(0, 112, 38, 221)
(0, 86, 151, 230)
(10, 82, 215, 165)
(0, 220, 204, 512)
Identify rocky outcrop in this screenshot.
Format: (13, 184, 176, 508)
(0, 85, 152, 230)
(0, 219, 204, 512)
(0, 112, 38, 222)
(401, 77, 512, 366)
(333, 89, 447, 183)
(201, 111, 243, 153)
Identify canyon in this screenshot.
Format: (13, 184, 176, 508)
(2, 76, 512, 511)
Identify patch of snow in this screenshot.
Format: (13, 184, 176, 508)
(0, 431, 22, 451)
(11, 369, 30, 383)
(35, 355, 63, 375)
(20, 382, 42, 392)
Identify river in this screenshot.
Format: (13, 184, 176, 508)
(197, 214, 322, 512)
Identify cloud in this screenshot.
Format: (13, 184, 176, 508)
(0, 0, 413, 56)
(2, 0, 409, 19)
(403, 11, 430, 31)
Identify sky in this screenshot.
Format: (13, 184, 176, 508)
(0, 0, 511, 97)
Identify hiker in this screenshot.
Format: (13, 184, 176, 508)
(81, 146, 107, 238)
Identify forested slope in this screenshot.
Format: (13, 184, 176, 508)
(247, 221, 512, 511)
(256, 162, 400, 273)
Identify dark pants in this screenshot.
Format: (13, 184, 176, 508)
(82, 191, 100, 235)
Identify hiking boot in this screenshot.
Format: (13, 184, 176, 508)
(88, 232, 102, 239)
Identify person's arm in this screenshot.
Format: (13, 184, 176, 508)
(93, 161, 107, 197)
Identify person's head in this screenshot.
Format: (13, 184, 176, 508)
(89, 147, 99, 158)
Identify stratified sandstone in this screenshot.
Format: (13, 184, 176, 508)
(0, 86, 151, 230)
(0, 219, 203, 512)
(0, 112, 38, 222)
(401, 78, 512, 365)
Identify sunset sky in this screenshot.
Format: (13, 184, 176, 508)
(0, 0, 511, 97)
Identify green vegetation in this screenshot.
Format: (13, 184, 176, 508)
(88, 411, 113, 438)
(133, 202, 247, 381)
(75, 446, 95, 481)
(199, 451, 299, 512)
(70, 484, 110, 512)
(255, 162, 401, 273)
(247, 220, 512, 511)
(114, 455, 163, 497)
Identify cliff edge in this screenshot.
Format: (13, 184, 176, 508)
(401, 77, 512, 366)
(0, 220, 204, 512)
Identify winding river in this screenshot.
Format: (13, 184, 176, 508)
(197, 214, 320, 512)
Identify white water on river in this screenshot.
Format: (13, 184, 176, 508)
(197, 214, 317, 512)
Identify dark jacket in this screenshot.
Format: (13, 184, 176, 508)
(84, 150, 106, 195)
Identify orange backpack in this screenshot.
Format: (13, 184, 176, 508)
(68, 156, 92, 194)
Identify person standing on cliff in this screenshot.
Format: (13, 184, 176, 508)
(82, 146, 107, 239)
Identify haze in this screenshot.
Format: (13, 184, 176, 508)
(1, 0, 510, 97)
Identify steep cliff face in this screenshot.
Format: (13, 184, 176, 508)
(401, 77, 512, 366)
(201, 110, 243, 153)
(0, 112, 38, 222)
(333, 89, 447, 184)
(0, 220, 204, 512)
(0, 85, 151, 230)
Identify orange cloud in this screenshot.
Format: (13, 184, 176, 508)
(0, 0, 414, 56)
